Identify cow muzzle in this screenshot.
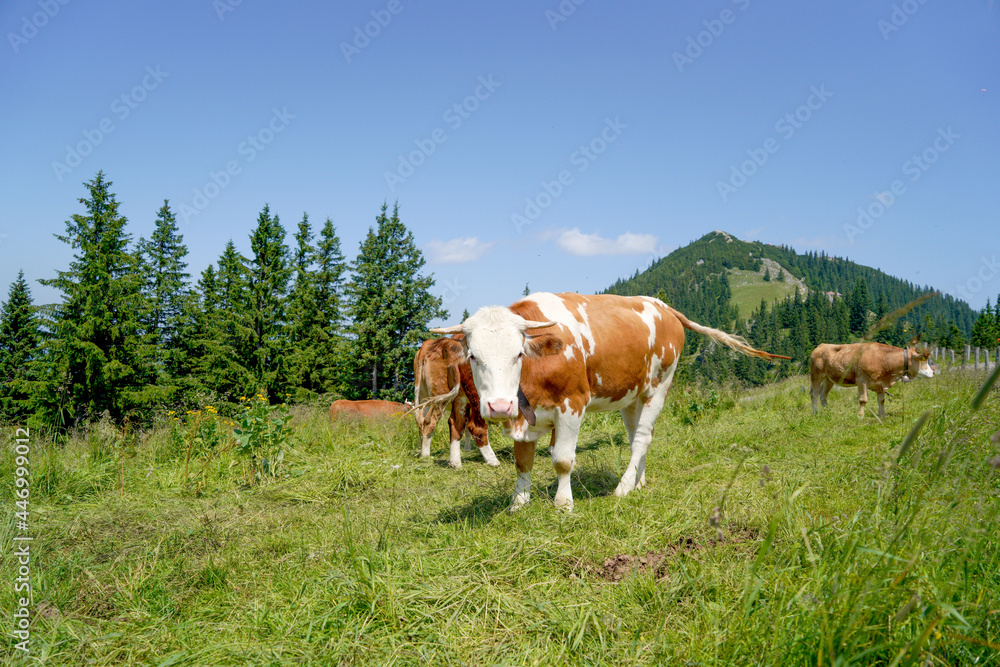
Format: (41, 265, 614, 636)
(485, 398, 516, 420)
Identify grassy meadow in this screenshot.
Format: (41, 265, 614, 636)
(2, 368, 999, 665)
(727, 269, 799, 320)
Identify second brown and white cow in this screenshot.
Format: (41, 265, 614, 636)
(809, 341, 935, 418)
(432, 292, 788, 511)
(413, 336, 498, 468)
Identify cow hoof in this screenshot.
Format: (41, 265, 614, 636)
(553, 496, 574, 512)
(510, 492, 530, 511)
(449, 459, 462, 469)
(484, 458, 501, 467)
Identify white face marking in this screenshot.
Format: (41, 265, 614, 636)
(917, 359, 934, 378)
(462, 306, 529, 420)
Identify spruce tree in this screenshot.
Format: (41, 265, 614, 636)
(246, 205, 292, 399)
(346, 202, 446, 400)
(0, 271, 41, 421)
(35, 172, 155, 424)
(303, 217, 347, 394)
(136, 201, 191, 387)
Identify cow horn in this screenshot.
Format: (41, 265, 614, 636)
(429, 324, 464, 334)
(523, 319, 556, 330)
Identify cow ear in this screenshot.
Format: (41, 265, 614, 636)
(524, 333, 564, 358)
(430, 324, 464, 335)
(908, 333, 921, 347)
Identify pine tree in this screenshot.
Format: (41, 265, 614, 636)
(308, 217, 348, 394)
(970, 299, 995, 348)
(346, 202, 447, 400)
(136, 201, 191, 390)
(246, 205, 292, 399)
(35, 172, 155, 424)
(0, 271, 41, 421)
(191, 243, 256, 403)
(847, 278, 871, 335)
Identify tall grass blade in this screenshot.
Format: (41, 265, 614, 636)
(970, 361, 1000, 411)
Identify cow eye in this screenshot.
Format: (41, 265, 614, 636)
(468, 354, 477, 364)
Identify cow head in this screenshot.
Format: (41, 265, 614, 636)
(431, 306, 561, 420)
(907, 346, 936, 379)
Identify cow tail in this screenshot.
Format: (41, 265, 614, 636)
(406, 382, 460, 417)
(669, 307, 791, 362)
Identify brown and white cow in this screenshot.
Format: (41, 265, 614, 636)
(329, 399, 411, 421)
(809, 342, 935, 418)
(413, 336, 499, 468)
(432, 292, 788, 511)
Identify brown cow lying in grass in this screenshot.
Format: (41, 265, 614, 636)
(329, 399, 412, 421)
(810, 342, 936, 418)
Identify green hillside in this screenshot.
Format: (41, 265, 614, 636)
(606, 230, 975, 336)
(727, 268, 798, 320)
(604, 231, 978, 385)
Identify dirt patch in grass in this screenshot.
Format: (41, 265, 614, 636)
(577, 527, 759, 583)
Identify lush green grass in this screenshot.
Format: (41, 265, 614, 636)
(729, 268, 799, 320)
(2, 370, 999, 665)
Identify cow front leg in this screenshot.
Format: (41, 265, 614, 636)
(511, 440, 536, 510)
(876, 390, 886, 419)
(857, 384, 868, 417)
(550, 416, 582, 511)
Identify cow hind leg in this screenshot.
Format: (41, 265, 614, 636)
(616, 375, 673, 498)
(810, 376, 824, 412)
(618, 401, 647, 490)
(876, 390, 886, 419)
(857, 384, 868, 417)
(821, 379, 833, 407)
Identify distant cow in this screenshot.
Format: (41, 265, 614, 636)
(413, 337, 499, 468)
(810, 342, 935, 418)
(432, 292, 788, 511)
(329, 399, 411, 421)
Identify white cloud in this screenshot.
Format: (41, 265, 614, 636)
(554, 228, 661, 256)
(424, 236, 494, 264)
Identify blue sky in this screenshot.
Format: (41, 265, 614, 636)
(2, 0, 998, 323)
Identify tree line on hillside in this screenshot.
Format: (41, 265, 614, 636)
(0, 172, 445, 428)
(607, 231, 990, 387)
(607, 231, 977, 338)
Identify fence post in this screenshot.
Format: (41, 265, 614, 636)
(963, 345, 970, 367)
(950, 349, 955, 365)
(975, 347, 981, 369)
